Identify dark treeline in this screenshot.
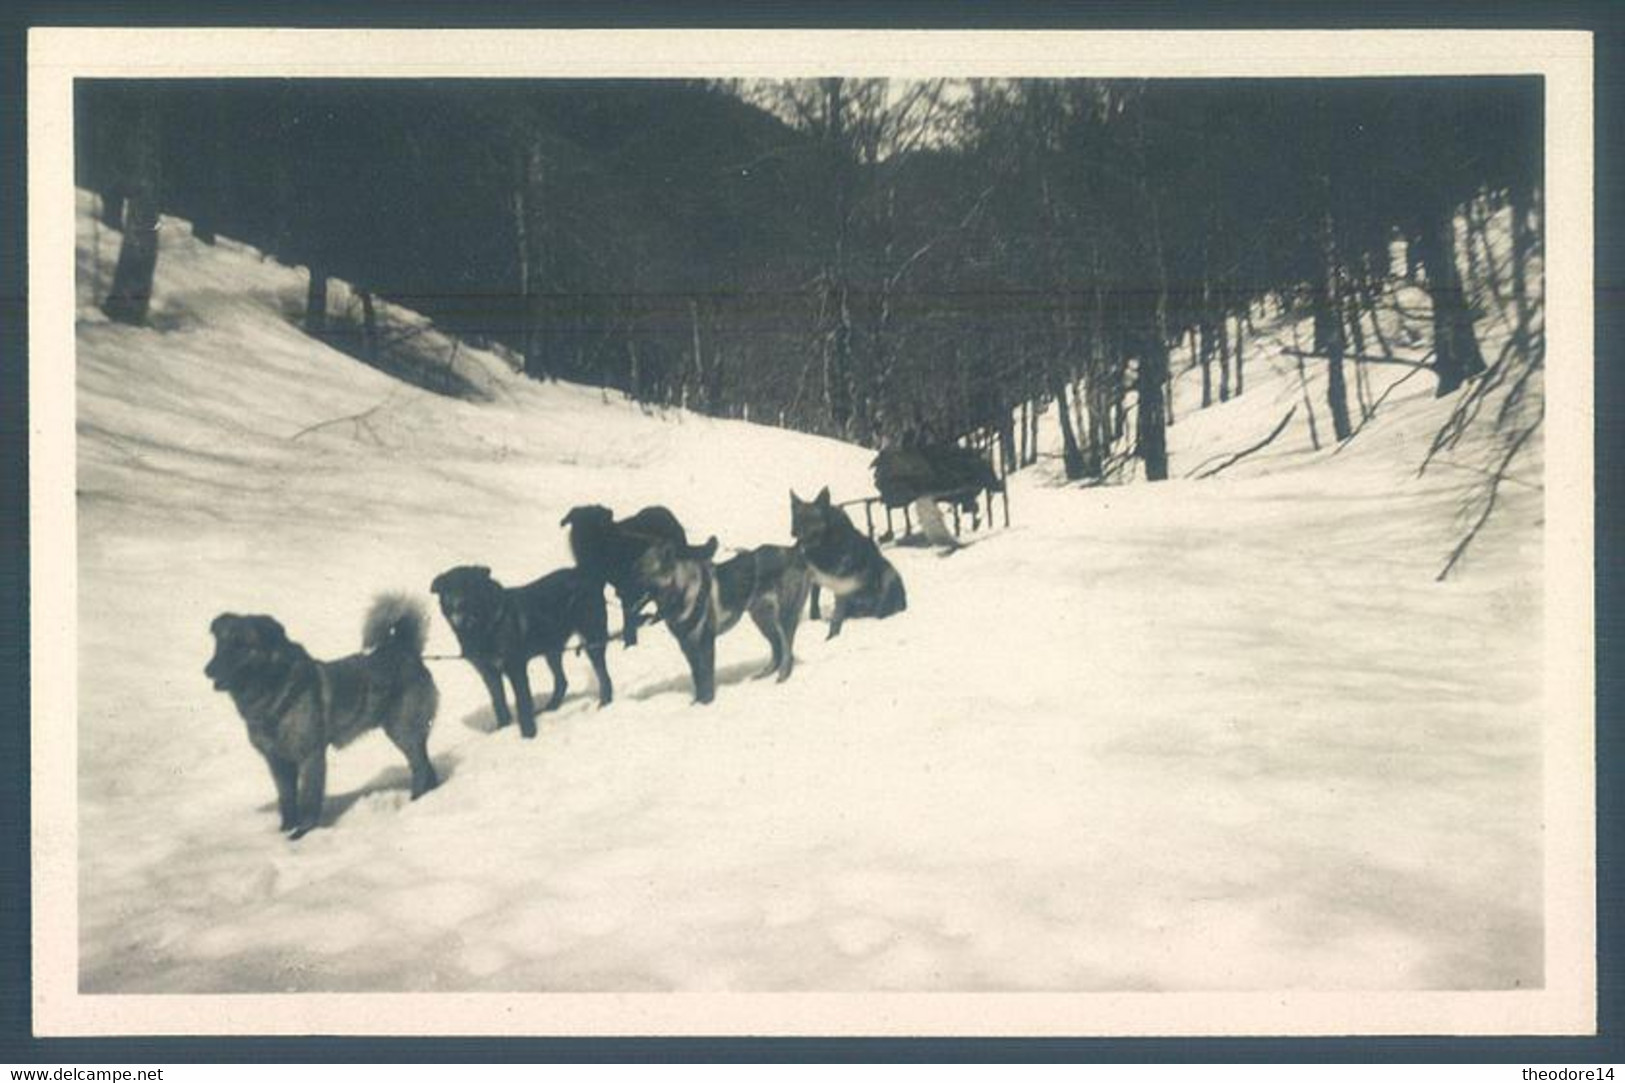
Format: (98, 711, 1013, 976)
(77, 76, 1541, 484)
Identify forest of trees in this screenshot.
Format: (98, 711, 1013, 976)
(77, 76, 1542, 491)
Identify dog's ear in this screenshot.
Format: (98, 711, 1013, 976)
(816, 486, 831, 506)
(699, 536, 719, 560)
(228, 615, 289, 656)
(469, 565, 492, 581)
(252, 615, 289, 646)
(559, 507, 580, 528)
(429, 571, 448, 595)
(209, 613, 236, 637)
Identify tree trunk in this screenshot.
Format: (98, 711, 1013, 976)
(101, 90, 162, 327)
(1234, 311, 1248, 396)
(1294, 329, 1322, 452)
(1316, 209, 1353, 441)
(1416, 199, 1487, 396)
(99, 189, 124, 230)
(1137, 343, 1170, 481)
(820, 78, 857, 440)
(359, 289, 379, 362)
(1344, 296, 1372, 421)
(997, 411, 1017, 478)
(708, 345, 726, 417)
(1164, 357, 1176, 427)
(1312, 297, 1338, 355)
(192, 95, 228, 246)
(1051, 373, 1086, 479)
(1085, 372, 1110, 477)
(1216, 311, 1231, 402)
(1085, 258, 1110, 475)
(514, 143, 551, 381)
(1199, 321, 1213, 408)
(1092, 372, 1113, 473)
(270, 91, 298, 264)
(688, 298, 705, 414)
(627, 338, 642, 403)
(824, 303, 854, 438)
(1017, 398, 1029, 466)
(1027, 395, 1041, 465)
(1133, 94, 1172, 475)
(304, 267, 328, 337)
(1510, 181, 1536, 360)
(1072, 376, 1088, 451)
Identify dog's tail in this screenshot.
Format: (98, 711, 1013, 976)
(362, 593, 431, 657)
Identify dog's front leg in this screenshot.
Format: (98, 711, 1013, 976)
(508, 661, 539, 739)
(585, 644, 613, 706)
(809, 583, 822, 621)
(290, 752, 327, 839)
(747, 606, 781, 680)
(827, 595, 849, 640)
(541, 651, 568, 712)
(776, 610, 800, 683)
(471, 658, 511, 729)
(618, 585, 641, 647)
(265, 754, 298, 832)
(684, 633, 717, 705)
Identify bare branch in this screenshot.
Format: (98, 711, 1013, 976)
(1279, 347, 1435, 371)
(1189, 405, 1298, 480)
(290, 401, 387, 442)
(1435, 414, 1543, 582)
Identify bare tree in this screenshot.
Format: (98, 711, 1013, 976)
(101, 87, 162, 327)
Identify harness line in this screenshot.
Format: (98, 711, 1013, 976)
(419, 614, 661, 663)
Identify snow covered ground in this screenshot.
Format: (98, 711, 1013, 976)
(74, 192, 1543, 993)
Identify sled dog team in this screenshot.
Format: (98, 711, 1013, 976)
(205, 488, 908, 838)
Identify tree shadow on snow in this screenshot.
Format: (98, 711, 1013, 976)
(458, 687, 612, 733)
(258, 750, 461, 829)
(629, 659, 775, 703)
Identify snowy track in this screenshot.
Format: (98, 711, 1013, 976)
(74, 195, 1543, 993)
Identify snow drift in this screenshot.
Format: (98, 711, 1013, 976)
(74, 192, 1543, 993)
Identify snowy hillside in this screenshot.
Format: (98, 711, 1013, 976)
(75, 192, 1542, 994)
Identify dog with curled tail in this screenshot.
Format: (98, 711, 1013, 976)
(205, 594, 439, 839)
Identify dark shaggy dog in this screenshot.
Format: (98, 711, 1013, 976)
(559, 504, 693, 647)
(206, 595, 439, 839)
(636, 540, 812, 703)
(790, 487, 908, 639)
(429, 565, 612, 738)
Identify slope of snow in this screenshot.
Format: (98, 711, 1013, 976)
(74, 192, 1543, 994)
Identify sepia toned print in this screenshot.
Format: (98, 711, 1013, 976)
(28, 28, 1593, 1036)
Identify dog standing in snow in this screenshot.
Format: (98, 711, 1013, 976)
(429, 564, 613, 737)
(636, 539, 813, 703)
(205, 595, 439, 839)
(790, 487, 908, 639)
(559, 504, 696, 647)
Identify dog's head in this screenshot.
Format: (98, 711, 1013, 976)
(635, 538, 719, 595)
(559, 504, 614, 533)
(429, 565, 503, 638)
(561, 505, 617, 568)
(634, 540, 680, 589)
(790, 486, 834, 545)
(205, 613, 293, 692)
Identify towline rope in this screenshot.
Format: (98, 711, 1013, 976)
(419, 616, 660, 663)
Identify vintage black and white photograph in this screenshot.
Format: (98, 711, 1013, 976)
(28, 28, 1594, 1035)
